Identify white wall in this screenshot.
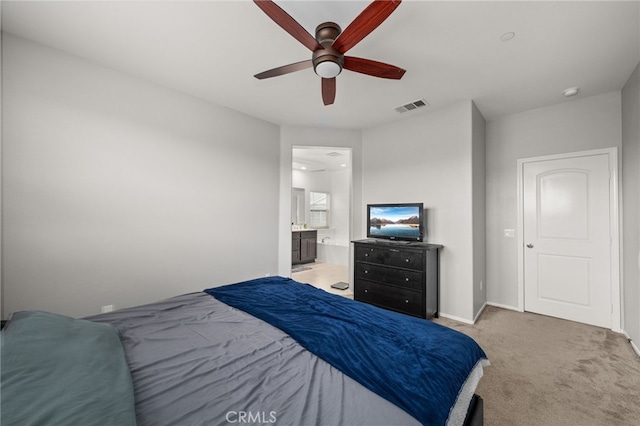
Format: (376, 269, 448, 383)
(2, 35, 281, 318)
(0, 13, 4, 318)
(362, 102, 480, 321)
(330, 168, 350, 245)
(279, 127, 362, 278)
(472, 102, 487, 317)
(622, 62, 640, 346)
(486, 92, 622, 309)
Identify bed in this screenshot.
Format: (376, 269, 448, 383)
(1, 276, 489, 426)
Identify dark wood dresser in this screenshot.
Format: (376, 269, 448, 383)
(352, 239, 442, 319)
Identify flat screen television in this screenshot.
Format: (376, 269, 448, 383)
(367, 203, 424, 242)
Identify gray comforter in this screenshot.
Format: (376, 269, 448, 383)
(89, 292, 421, 426)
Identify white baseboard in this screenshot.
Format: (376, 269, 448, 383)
(438, 302, 498, 325)
(487, 301, 522, 312)
(631, 340, 640, 358)
(438, 312, 475, 325)
(473, 302, 487, 323)
(622, 330, 640, 358)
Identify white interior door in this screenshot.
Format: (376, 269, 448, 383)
(523, 153, 612, 328)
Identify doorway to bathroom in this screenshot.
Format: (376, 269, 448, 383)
(291, 146, 352, 297)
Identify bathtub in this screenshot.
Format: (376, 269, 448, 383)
(316, 239, 349, 266)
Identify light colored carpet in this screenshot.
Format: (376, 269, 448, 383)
(434, 306, 640, 426)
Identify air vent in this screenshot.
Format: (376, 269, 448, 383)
(394, 98, 429, 113)
(326, 152, 343, 157)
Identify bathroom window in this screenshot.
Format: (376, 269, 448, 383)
(309, 191, 330, 229)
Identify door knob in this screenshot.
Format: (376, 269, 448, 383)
(526, 243, 534, 248)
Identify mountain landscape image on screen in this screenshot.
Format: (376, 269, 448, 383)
(369, 206, 421, 239)
(369, 215, 420, 227)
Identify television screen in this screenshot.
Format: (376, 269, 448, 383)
(367, 203, 424, 242)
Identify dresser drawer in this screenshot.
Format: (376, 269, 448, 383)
(355, 280, 424, 318)
(355, 246, 424, 271)
(355, 263, 423, 291)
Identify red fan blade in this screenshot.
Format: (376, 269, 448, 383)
(254, 1, 321, 51)
(322, 78, 336, 106)
(254, 60, 313, 79)
(343, 56, 405, 79)
(332, 0, 401, 54)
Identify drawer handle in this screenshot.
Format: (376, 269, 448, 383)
(364, 270, 369, 274)
(405, 258, 410, 263)
(364, 289, 368, 293)
(405, 299, 409, 304)
(365, 253, 369, 257)
(405, 277, 410, 282)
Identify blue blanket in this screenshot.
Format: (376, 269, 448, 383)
(206, 276, 486, 426)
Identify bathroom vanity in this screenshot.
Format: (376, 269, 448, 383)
(292, 230, 317, 265)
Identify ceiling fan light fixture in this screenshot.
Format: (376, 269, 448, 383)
(312, 44, 343, 79)
(314, 60, 342, 78)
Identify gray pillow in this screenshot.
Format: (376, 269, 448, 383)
(1, 310, 137, 426)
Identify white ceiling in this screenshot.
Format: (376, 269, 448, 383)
(293, 146, 352, 172)
(2, 1, 639, 130)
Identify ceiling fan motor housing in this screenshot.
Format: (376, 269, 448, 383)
(315, 22, 341, 44)
(313, 22, 343, 78)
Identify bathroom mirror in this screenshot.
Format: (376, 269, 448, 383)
(291, 187, 305, 226)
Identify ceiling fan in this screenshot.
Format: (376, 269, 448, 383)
(253, 0, 406, 106)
